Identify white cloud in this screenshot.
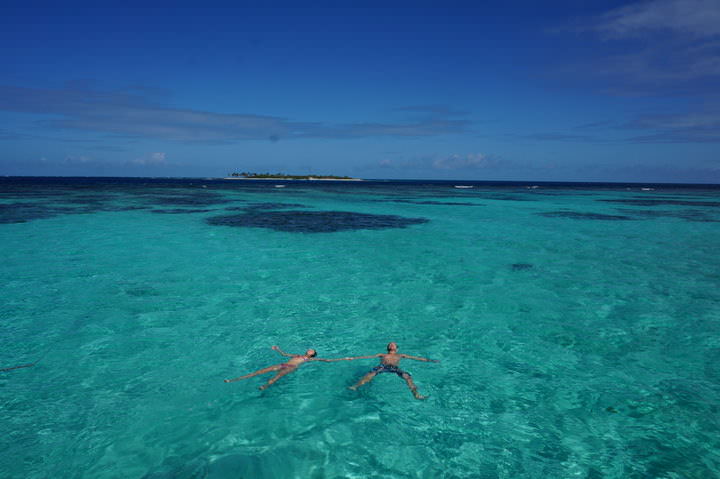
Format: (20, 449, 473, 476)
(432, 153, 492, 170)
(131, 152, 167, 166)
(378, 159, 395, 168)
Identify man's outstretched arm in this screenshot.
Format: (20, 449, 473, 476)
(342, 354, 383, 361)
(400, 354, 440, 363)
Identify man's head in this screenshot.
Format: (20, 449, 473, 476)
(305, 349, 317, 357)
(387, 342, 398, 352)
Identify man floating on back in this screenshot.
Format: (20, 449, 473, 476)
(347, 342, 439, 400)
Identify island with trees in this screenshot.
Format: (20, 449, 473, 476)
(224, 172, 362, 181)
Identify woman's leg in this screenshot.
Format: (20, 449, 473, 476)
(224, 365, 281, 383)
(259, 366, 296, 390)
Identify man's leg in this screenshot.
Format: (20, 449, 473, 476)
(348, 371, 377, 390)
(401, 372, 426, 400)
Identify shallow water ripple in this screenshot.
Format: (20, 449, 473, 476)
(1, 179, 719, 478)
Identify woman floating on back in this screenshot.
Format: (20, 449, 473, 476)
(224, 346, 349, 390)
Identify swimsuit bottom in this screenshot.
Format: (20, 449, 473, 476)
(279, 363, 298, 370)
(371, 364, 410, 377)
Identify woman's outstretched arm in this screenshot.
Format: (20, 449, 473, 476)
(271, 345, 295, 357)
(311, 353, 374, 362)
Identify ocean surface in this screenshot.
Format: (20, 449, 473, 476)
(1, 177, 719, 479)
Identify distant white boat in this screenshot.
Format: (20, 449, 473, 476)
(641, 187, 654, 191)
(274, 184, 286, 188)
(454, 185, 474, 189)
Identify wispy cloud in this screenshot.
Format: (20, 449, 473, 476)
(0, 85, 470, 143)
(394, 105, 470, 116)
(378, 153, 497, 171)
(574, 121, 619, 130)
(514, 112, 720, 144)
(0, 129, 28, 141)
(624, 110, 720, 143)
(541, 0, 720, 144)
(580, 0, 720, 94)
(516, 132, 604, 143)
(594, 0, 720, 38)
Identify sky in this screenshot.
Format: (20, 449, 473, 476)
(1, 1, 719, 182)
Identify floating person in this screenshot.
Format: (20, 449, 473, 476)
(224, 346, 349, 390)
(347, 342, 439, 400)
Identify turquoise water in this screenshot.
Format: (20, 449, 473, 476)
(2, 178, 720, 478)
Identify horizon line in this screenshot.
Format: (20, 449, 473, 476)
(2, 175, 719, 187)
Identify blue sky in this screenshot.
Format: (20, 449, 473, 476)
(1, 1, 719, 182)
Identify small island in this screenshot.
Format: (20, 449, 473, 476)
(224, 172, 362, 181)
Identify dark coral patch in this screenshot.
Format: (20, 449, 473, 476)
(381, 199, 482, 206)
(75, 205, 149, 213)
(224, 203, 307, 212)
(484, 194, 535, 201)
(454, 192, 535, 202)
(113, 206, 150, 211)
(600, 199, 720, 207)
(151, 208, 214, 214)
(142, 193, 232, 207)
(243, 202, 307, 210)
(0, 191, 71, 200)
(511, 263, 534, 271)
(538, 211, 635, 221)
(206, 210, 428, 233)
(123, 285, 161, 297)
(0, 203, 68, 223)
(414, 200, 481, 206)
(616, 208, 719, 223)
(0, 201, 150, 224)
(63, 194, 116, 203)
